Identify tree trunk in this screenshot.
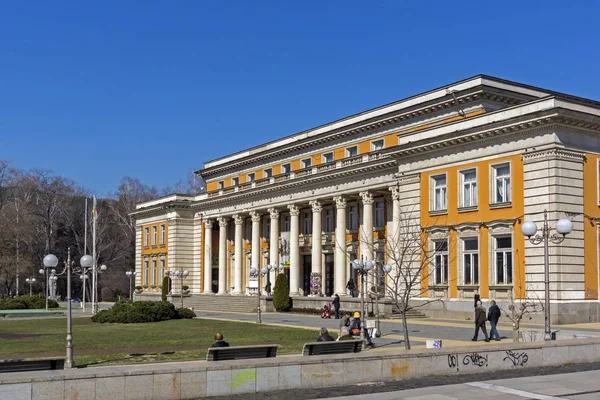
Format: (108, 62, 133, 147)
(402, 311, 411, 350)
(512, 323, 519, 343)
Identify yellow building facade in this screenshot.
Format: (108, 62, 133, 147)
(133, 75, 600, 323)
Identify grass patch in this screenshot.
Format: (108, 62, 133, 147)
(0, 317, 318, 365)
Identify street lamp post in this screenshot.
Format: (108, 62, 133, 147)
(352, 258, 374, 349)
(25, 277, 36, 297)
(125, 270, 137, 300)
(39, 268, 47, 310)
(166, 269, 189, 308)
(250, 265, 271, 324)
(521, 209, 572, 341)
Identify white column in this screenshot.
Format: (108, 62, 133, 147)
(268, 208, 280, 283)
(233, 214, 244, 295)
(389, 186, 401, 261)
(309, 200, 322, 296)
(217, 217, 229, 295)
(360, 191, 375, 291)
(288, 205, 300, 296)
(203, 219, 214, 294)
(250, 211, 261, 293)
(334, 196, 347, 296)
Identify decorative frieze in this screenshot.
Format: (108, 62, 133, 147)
(522, 148, 586, 165)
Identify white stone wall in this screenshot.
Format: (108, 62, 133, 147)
(135, 225, 142, 287)
(397, 173, 423, 298)
(167, 213, 196, 294)
(192, 216, 203, 294)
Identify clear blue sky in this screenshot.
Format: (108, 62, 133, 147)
(1, 1, 599, 196)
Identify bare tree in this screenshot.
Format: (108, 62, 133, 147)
(500, 284, 544, 342)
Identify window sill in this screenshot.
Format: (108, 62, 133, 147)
(489, 202, 512, 209)
(429, 284, 449, 289)
(429, 209, 448, 216)
(489, 284, 513, 291)
(458, 206, 478, 213)
(457, 284, 479, 290)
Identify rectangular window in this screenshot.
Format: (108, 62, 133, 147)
(461, 169, 478, 208)
(303, 212, 311, 235)
(160, 224, 166, 245)
(152, 260, 157, 285)
(247, 172, 255, 182)
(495, 236, 513, 284)
(374, 201, 385, 228)
(152, 226, 157, 246)
(264, 217, 271, 240)
(264, 168, 273, 178)
(462, 238, 479, 284)
(323, 152, 334, 163)
(301, 158, 312, 169)
(346, 146, 358, 157)
(282, 164, 291, 174)
(144, 227, 149, 247)
(371, 139, 384, 151)
(246, 218, 252, 243)
(325, 208, 334, 233)
(432, 174, 447, 211)
(218, 181, 224, 190)
(232, 177, 239, 186)
(493, 164, 511, 203)
(348, 205, 358, 230)
(433, 240, 449, 284)
(144, 260, 149, 286)
(283, 215, 290, 232)
(160, 259, 165, 282)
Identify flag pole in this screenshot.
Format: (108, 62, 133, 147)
(84, 198, 88, 255)
(92, 195, 98, 314)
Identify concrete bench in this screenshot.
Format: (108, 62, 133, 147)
(206, 344, 280, 361)
(302, 340, 363, 356)
(0, 357, 65, 373)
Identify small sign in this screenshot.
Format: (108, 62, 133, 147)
(365, 319, 376, 329)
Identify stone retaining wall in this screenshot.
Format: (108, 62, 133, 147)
(1, 339, 599, 399)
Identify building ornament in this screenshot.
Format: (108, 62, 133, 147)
(204, 219, 214, 229)
(389, 186, 401, 201)
(268, 208, 280, 219)
(521, 148, 586, 165)
(394, 172, 421, 185)
(309, 200, 322, 213)
(217, 217, 229, 227)
(233, 214, 244, 225)
(288, 204, 300, 216)
(333, 196, 347, 209)
(249, 211, 261, 223)
(359, 191, 374, 205)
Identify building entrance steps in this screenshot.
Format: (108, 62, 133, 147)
(187, 294, 259, 313)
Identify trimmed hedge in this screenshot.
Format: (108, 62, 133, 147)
(91, 299, 193, 324)
(0, 294, 59, 310)
(273, 273, 292, 311)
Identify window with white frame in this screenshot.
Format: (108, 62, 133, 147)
(144, 227, 149, 247)
(374, 200, 385, 228)
(264, 168, 273, 178)
(282, 163, 291, 174)
(323, 152, 334, 163)
(462, 238, 479, 284)
(301, 158, 311, 168)
(346, 146, 358, 157)
(493, 164, 511, 203)
(431, 174, 447, 211)
(371, 139, 384, 151)
(160, 224, 166, 245)
(218, 181, 224, 190)
(247, 172, 255, 182)
(302, 211, 311, 235)
(144, 260, 149, 286)
(348, 205, 358, 230)
(495, 236, 513, 284)
(152, 259, 157, 285)
(232, 177, 239, 186)
(461, 169, 478, 208)
(325, 208, 334, 232)
(152, 226, 157, 246)
(433, 240, 449, 284)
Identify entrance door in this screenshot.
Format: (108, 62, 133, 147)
(211, 267, 219, 293)
(303, 255, 311, 295)
(325, 254, 334, 296)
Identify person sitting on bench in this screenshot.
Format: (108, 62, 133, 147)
(211, 332, 230, 348)
(337, 326, 354, 341)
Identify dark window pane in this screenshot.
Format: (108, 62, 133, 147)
(473, 254, 479, 284)
(464, 239, 478, 251)
(496, 237, 512, 249)
(506, 252, 513, 283)
(496, 252, 504, 283)
(464, 255, 471, 284)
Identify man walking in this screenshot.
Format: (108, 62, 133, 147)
(488, 300, 501, 341)
(472, 301, 489, 342)
(332, 294, 341, 319)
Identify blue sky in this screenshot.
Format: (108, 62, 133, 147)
(1, 1, 599, 196)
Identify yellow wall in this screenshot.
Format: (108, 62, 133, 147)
(583, 153, 599, 299)
(141, 222, 169, 292)
(420, 154, 526, 299)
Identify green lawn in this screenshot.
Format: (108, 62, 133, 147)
(0, 317, 317, 366)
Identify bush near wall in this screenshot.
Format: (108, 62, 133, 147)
(0, 294, 59, 310)
(273, 273, 292, 312)
(161, 277, 171, 301)
(91, 299, 193, 323)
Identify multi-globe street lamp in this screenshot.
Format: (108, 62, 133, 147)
(25, 277, 36, 297)
(521, 209, 572, 341)
(249, 265, 271, 324)
(125, 270, 137, 300)
(352, 258, 374, 349)
(166, 269, 189, 308)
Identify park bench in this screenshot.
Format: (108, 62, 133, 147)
(206, 344, 280, 361)
(302, 340, 363, 356)
(0, 357, 65, 373)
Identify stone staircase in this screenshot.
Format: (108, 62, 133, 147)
(186, 294, 258, 313)
(389, 304, 428, 319)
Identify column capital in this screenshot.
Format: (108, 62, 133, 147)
(204, 219, 214, 228)
(309, 200, 322, 213)
(287, 204, 300, 216)
(333, 196, 347, 210)
(249, 211, 261, 223)
(389, 186, 401, 201)
(268, 208, 280, 219)
(359, 191, 374, 205)
(233, 214, 244, 225)
(217, 216, 229, 227)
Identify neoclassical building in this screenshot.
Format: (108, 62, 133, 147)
(132, 75, 600, 323)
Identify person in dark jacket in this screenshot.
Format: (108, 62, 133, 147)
(339, 312, 351, 333)
(346, 279, 356, 297)
(316, 327, 335, 342)
(211, 332, 230, 348)
(472, 301, 489, 342)
(332, 294, 341, 319)
(487, 300, 501, 341)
